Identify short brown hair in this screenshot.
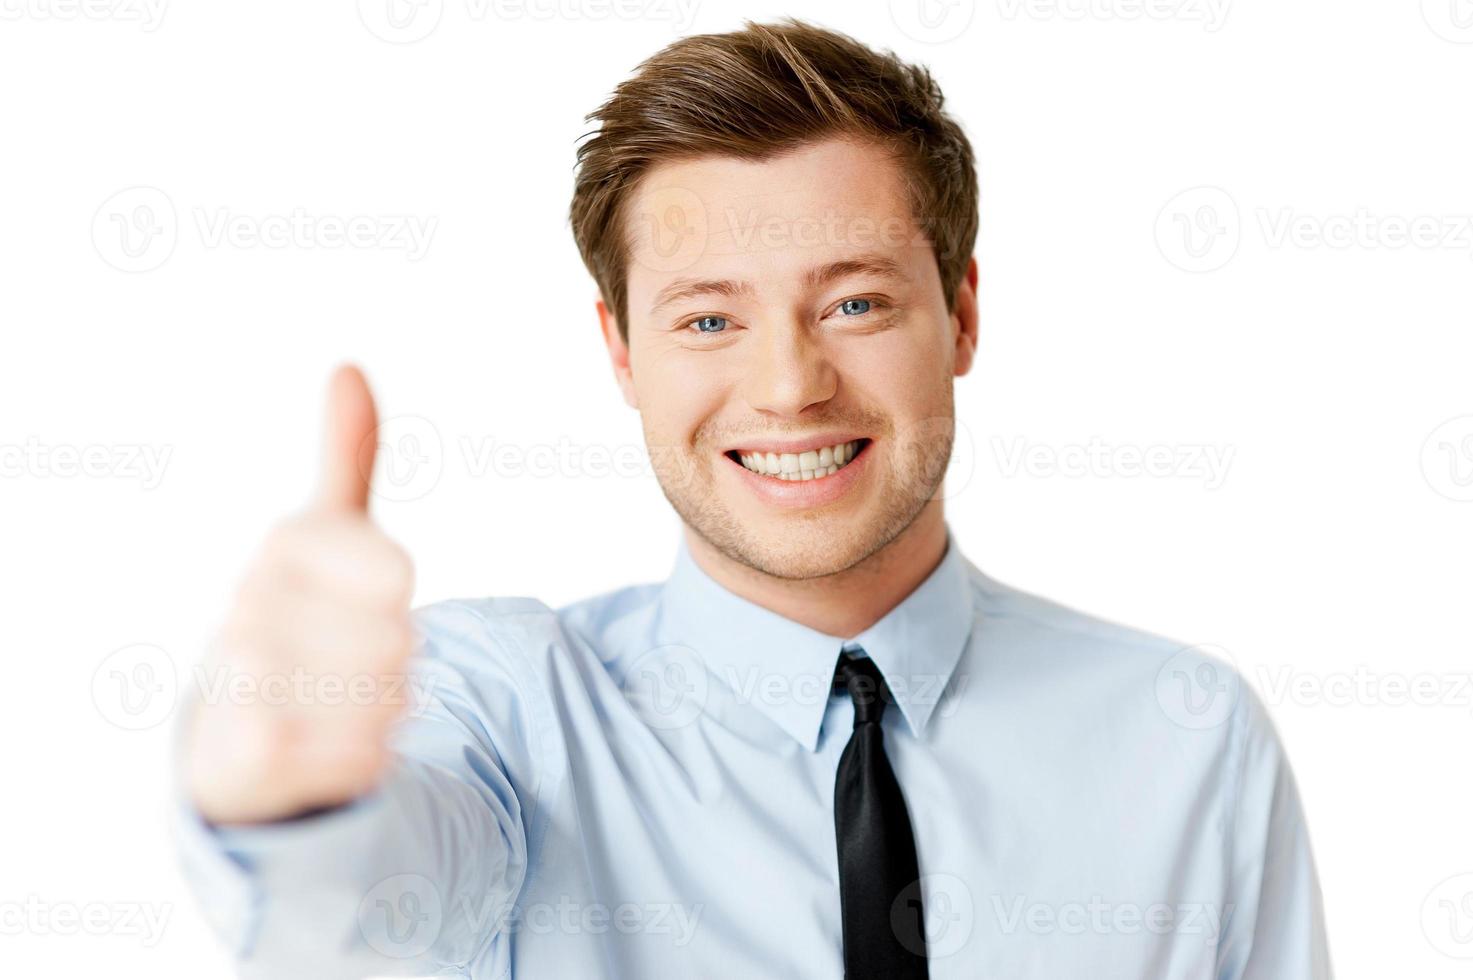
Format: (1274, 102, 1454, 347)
(569, 18, 978, 341)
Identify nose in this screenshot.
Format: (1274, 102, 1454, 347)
(740, 320, 838, 417)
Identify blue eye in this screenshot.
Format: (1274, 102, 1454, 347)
(838, 298, 872, 316)
(691, 315, 727, 333)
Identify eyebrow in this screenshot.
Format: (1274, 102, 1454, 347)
(646, 255, 907, 317)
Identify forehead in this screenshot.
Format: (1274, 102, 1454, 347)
(622, 137, 930, 308)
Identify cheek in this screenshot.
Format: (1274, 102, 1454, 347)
(632, 347, 734, 444)
(837, 329, 949, 413)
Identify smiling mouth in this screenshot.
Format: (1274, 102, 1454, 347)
(724, 439, 870, 482)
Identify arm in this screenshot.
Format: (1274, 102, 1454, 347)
(171, 366, 529, 977)
(1215, 683, 1333, 980)
(172, 636, 531, 978)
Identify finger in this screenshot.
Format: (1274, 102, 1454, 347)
(316, 363, 378, 513)
(260, 515, 415, 605)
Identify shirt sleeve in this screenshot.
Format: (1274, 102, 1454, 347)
(170, 599, 553, 979)
(1214, 682, 1333, 980)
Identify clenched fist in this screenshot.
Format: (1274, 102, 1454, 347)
(184, 365, 417, 825)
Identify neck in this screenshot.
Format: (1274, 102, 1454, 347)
(683, 500, 949, 638)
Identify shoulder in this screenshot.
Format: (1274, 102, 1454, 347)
(962, 562, 1191, 667)
(411, 595, 561, 666)
(962, 566, 1298, 827)
(556, 580, 666, 641)
(960, 562, 1274, 756)
(409, 579, 665, 676)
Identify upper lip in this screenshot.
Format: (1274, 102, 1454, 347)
(724, 434, 869, 456)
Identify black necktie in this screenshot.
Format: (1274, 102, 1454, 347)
(832, 654, 929, 979)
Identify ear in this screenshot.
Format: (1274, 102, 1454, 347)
(596, 293, 639, 410)
(951, 255, 979, 378)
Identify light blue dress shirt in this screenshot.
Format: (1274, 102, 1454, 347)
(173, 528, 1331, 978)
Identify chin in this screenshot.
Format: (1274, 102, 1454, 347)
(701, 508, 899, 581)
(740, 534, 869, 580)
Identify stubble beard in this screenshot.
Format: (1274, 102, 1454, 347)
(647, 400, 956, 582)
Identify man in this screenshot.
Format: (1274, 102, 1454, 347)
(174, 19, 1330, 979)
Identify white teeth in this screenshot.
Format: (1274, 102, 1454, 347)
(735, 440, 862, 481)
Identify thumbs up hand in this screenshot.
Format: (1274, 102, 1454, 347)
(184, 366, 417, 825)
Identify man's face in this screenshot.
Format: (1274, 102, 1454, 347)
(609, 136, 976, 580)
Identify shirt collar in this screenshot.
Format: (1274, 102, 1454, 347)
(657, 528, 976, 751)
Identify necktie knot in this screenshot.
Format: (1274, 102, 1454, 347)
(834, 654, 892, 728)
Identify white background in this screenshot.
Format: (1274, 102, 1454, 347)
(3, 0, 1471, 976)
